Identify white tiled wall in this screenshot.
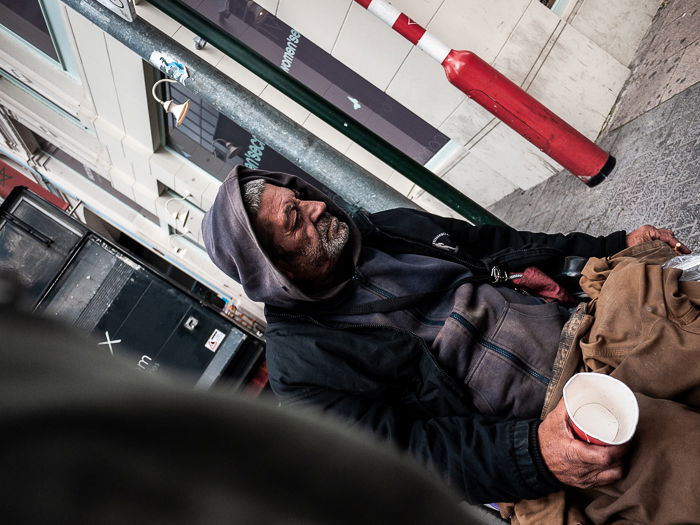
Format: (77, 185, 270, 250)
(277, 0, 353, 53)
(468, 122, 562, 191)
(134, 1, 182, 36)
(490, 1, 561, 87)
(424, 0, 530, 62)
(385, 47, 465, 127)
(438, 98, 495, 147)
(566, 0, 661, 66)
(331, 3, 413, 90)
(526, 24, 629, 139)
(171, 26, 225, 66)
(255, 0, 280, 14)
(438, 152, 518, 207)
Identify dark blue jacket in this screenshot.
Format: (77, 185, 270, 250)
(202, 167, 626, 504)
(266, 207, 625, 503)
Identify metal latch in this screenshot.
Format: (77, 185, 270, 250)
(184, 316, 199, 331)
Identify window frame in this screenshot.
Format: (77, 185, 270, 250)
(0, 1, 88, 120)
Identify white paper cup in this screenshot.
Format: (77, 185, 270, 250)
(563, 373, 639, 446)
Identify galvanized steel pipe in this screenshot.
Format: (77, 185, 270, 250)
(60, 0, 418, 214)
(147, 0, 506, 225)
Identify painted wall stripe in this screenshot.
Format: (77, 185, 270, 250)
(367, 0, 401, 27)
(417, 32, 451, 64)
(392, 13, 426, 45)
(356, 0, 450, 64)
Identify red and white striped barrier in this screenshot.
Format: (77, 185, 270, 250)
(354, 0, 614, 186)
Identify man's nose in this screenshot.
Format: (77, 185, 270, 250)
(301, 199, 326, 222)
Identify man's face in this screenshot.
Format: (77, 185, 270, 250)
(255, 184, 350, 283)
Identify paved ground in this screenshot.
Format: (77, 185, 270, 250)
(489, 0, 700, 250)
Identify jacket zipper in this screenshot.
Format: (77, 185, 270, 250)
(351, 271, 445, 326)
(448, 312, 551, 386)
(352, 270, 395, 298)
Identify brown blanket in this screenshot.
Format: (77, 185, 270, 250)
(507, 241, 700, 525)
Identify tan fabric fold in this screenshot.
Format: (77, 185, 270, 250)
(581, 242, 700, 407)
(512, 241, 700, 525)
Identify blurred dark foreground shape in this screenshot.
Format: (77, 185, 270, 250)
(0, 277, 482, 525)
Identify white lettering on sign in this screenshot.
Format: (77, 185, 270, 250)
(243, 136, 266, 169)
(280, 29, 301, 73)
(137, 355, 153, 370)
(205, 329, 226, 352)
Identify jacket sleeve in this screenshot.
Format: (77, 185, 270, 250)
(365, 208, 626, 260)
(277, 386, 560, 504)
(265, 321, 562, 504)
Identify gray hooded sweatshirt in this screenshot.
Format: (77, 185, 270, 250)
(202, 166, 566, 419)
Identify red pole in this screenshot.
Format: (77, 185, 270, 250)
(354, 0, 615, 186)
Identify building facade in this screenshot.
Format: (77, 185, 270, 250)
(0, 0, 661, 322)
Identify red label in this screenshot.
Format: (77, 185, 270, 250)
(0, 158, 69, 210)
(355, 0, 372, 8)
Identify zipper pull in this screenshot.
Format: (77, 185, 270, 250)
(490, 265, 508, 283)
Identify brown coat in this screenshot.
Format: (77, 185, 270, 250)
(508, 241, 700, 525)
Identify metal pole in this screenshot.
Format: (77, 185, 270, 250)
(355, 0, 616, 186)
(60, 0, 418, 215)
(130, 0, 506, 225)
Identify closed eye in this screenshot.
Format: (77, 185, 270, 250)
(283, 201, 301, 233)
(290, 205, 300, 230)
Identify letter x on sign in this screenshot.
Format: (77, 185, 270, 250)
(98, 331, 122, 356)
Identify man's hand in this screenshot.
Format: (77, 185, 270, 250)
(538, 398, 628, 489)
(626, 225, 691, 254)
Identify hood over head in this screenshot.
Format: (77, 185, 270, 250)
(202, 166, 361, 309)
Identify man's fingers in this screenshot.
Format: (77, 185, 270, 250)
(569, 440, 626, 467)
(539, 399, 631, 489)
(655, 228, 680, 245)
(627, 225, 692, 253)
(658, 230, 692, 254)
(590, 465, 625, 487)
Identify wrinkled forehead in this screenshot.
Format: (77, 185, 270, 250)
(258, 184, 294, 221)
(239, 172, 349, 224)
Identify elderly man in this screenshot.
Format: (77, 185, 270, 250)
(202, 166, 690, 510)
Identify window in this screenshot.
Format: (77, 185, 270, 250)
(179, 0, 449, 164)
(33, 133, 159, 224)
(165, 79, 311, 183)
(0, 0, 59, 62)
(163, 78, 354, 206)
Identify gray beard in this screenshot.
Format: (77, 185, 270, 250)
(317, 213, 350, 259)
